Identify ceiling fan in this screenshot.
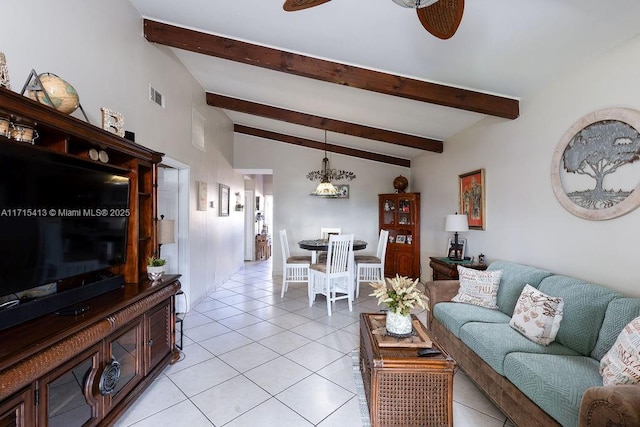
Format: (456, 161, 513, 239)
(282, 0, 465, 40)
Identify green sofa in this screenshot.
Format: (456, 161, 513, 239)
(426, 260, 640, 427)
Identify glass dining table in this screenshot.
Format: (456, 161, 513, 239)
(298, 239, 368, 264)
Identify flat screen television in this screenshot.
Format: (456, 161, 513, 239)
(0, 141, 130, 302)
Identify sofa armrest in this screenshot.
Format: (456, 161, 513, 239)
(579, 385, 640, 427)
(424, 280, 460, 328)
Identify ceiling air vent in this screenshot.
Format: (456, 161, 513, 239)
(149, 84, 165, 108)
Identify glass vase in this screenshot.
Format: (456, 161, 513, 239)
(386, 311, 413, 336)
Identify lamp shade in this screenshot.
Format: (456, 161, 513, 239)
(158, 218, 175, 245)
(445, 214, 469, 232)
(311, 181, 339, 197)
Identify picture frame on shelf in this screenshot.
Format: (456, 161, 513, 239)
(396, 235, 406, 244)
(459, 169, 486, 230)
(219, 183, 230, 216)
(447, 238, 466, 259)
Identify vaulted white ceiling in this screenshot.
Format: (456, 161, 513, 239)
(129, 0, 640, 163)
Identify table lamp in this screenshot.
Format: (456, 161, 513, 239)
(445, 213, 468, 261)
(158, 215, 175, 258)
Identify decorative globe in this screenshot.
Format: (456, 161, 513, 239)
(393, 175, 409, 193)
(28, 73, 79, 114)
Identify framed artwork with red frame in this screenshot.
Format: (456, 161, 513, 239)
(459, 169, 485, 230)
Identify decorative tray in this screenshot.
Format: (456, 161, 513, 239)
(368, 314, 433, 348)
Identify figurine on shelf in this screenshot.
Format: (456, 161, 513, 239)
(478, 253, 486, 265)
(0, 52, 10, 89)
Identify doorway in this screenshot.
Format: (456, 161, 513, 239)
(158, 157, 190, 312)
(244, 189, 254, 261)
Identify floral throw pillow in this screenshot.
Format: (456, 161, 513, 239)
(451, 266, 502, 309)
(509, 284, 564, 345)
(600, 316, 640, 386)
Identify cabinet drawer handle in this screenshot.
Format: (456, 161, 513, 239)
(147, 339, 154, 346)
(99, 359, 121, 396)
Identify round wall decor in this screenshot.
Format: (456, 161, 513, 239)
(551, 108, 640, 220)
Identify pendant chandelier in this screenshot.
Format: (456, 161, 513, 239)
(307, 131, 356, 197)
(392, 0, 439, 7)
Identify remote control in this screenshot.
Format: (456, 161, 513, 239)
(56, 306, 89, 316)
(417, 348, 441, 357)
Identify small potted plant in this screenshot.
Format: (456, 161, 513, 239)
(370, 275, 429, 336)
(147, 256, 166, 281)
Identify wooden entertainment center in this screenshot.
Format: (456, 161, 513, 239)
(0, 88, 181, 426)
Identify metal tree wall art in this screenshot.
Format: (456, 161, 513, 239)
(551, 108, 640, 220)
(562, 121, 640, 208)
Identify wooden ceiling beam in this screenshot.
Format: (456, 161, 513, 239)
(208, 93, 442, 152)
(235, 125, 411, 167)
(144, 19, 519, 119)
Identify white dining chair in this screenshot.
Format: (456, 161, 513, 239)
(354, 229, 389, 298)
(279, 229, 311, 298)
(308, 234, 354, 316)
(318, 227, 341, 263)
(320, 227, 341, 240)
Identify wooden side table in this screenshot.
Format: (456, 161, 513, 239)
(359, 313, 455, 427)
(255, 234, 271, 260)
(429, 256, 487, 280)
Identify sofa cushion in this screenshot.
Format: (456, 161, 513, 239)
(451, 266, 502, 309)
(504, 353, 602, 427)
(459, 322, 580, 376)
(538, 275, 620, 356)
(509, 284, 564, 345)
(433, 302, 511, 337)
(487, 261, 553, 317)
(600, 316, 640, 386)
(592, 297, 640, 360)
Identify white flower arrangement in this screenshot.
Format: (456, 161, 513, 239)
(370, 274, 429, 316)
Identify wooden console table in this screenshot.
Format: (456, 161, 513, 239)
(0, 276, 181, 426)
(429, 256, 487, 280)
(359, 313, 455, 427)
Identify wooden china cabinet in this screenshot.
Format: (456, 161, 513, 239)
(0, 88, 180, 426)
(378, 193, 421, 280)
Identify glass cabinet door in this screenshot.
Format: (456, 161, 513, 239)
(381, 198, 396, 225)
(40, 345, 101, 427)
(397, 197, 413, 225)
(103, 320, 143, 411)
(0, 387, 34, 427)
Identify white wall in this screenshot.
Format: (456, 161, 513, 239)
(234, 135, 410, 272)
(1, 0, 245, 307)
(413, 34, 640, 297)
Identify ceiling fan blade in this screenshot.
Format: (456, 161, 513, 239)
(417, 0, 464, 39)
(283, 0, 332, 12)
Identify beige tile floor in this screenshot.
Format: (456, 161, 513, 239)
(115, 260, 514, 427)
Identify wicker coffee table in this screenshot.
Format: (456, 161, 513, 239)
(359, 313, 456, 427)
